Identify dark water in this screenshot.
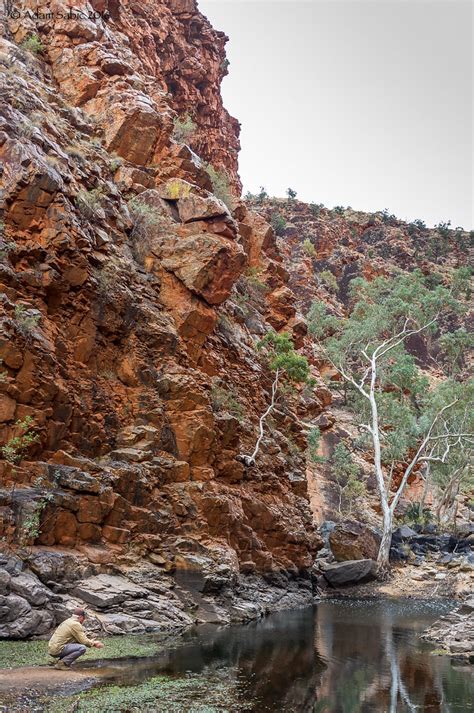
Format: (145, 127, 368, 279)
(92, 598, 474, 712)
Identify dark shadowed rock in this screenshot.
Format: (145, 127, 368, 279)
(392, 525, 418, 540)
(322, 559, 377, 587)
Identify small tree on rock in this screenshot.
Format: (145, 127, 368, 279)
(240, 331, 310, 466)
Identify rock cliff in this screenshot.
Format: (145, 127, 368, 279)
(0, 0, 320, 636)
(0, 2, 472, 639)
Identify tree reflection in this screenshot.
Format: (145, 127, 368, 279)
(312, 600, 472, 713)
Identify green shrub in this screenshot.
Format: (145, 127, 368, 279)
(309, 203, 324, 217)
(172, 113, 196, 144)
(14, 304, 40, 339)
(76, 187, 105, 217)
(380, 208, 396, 224)
(245, 266, 267, 291)
(20, 34, 44, 54)
(403, 502, 433, 528)
(287, 187, 297, 201)
(333, 206, 345, 215)
(319, 269, 338, 293)
(307, 301, 340, 340)
(1, 416, 39, 464)
(210, 380, 244, 421)
(307, 427, 325, 464)
(270, 211, 286, 236)
(435, 220, 451, 238)
(109, 153, 123, 172)
(128, 198, 165, 265)
(302, 238, 316, 257)
(205, 163, 232, 209)
(257, 186, 268, 202)
(0, 240, 15, 261)
(451, 266, 472, 299)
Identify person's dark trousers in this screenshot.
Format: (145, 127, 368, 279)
(58, 643, 87, 666)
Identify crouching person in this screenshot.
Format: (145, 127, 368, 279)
(48, 607, 104, 670)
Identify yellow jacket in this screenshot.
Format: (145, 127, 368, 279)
(48, 616, 98, 656)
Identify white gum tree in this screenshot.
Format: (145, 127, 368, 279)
(308, 271, 473, 574)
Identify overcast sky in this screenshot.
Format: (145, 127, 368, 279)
(199, 0, 473, 228)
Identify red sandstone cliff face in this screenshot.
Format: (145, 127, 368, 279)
(0, 2, 321, 580)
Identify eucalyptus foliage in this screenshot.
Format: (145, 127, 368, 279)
(307, 270, 473, 571)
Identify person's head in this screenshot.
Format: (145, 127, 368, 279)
(73, 607, 86, 623)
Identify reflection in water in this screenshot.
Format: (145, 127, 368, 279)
(312, 599, 472, 713)
(89, 599, 473, 712)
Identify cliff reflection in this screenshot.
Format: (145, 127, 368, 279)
(92, 600, 473, 712)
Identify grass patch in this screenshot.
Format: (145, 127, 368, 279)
(0, 635, 165, 669)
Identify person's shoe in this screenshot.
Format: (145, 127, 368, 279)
(54, 661, 70, 670)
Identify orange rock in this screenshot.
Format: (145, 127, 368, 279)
(103, 525, 130, 544)
(0, 395, 16, 423)
(161, 232, 245, 305)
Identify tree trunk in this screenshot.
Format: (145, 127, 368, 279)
(377, 508, 393, 576)
(240, 369, 279, 466)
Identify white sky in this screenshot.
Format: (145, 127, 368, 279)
(199, 0, 473, 228)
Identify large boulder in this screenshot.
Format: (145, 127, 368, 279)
(161, 232, 245, 305)
(0, 593, 55, 638)
(9, 572, 52, 606)
(72, 574, 148, 609)
(322, 559, 377, 587)
(329, 520, 381, 562)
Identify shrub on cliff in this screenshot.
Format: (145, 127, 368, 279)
(14, 304, 41, 340)
(1, 416, 39, 465)
(210, 379, 244, 421)
(205, 164, 232, 209)
(172, 114, 196, 145)
(20, 34, 44, 55)
(309, 203, 324, 217)
(319, 270, 338, 293)
(76, 187, 105, 219)
(270, 212, 286, 236)
(128, 198, 165, 265)
(302, 239, 316, 257)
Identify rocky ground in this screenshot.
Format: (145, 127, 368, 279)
(422, 596, 474, 659)
(0, 547, 314, 639)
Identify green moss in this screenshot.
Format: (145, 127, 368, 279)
(43, 671, 246, 712)
(0, 635, 165, 669)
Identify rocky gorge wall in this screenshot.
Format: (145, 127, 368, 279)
(0, 0, 325, 636)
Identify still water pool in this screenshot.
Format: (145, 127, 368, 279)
(2, 598, 473, 712)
